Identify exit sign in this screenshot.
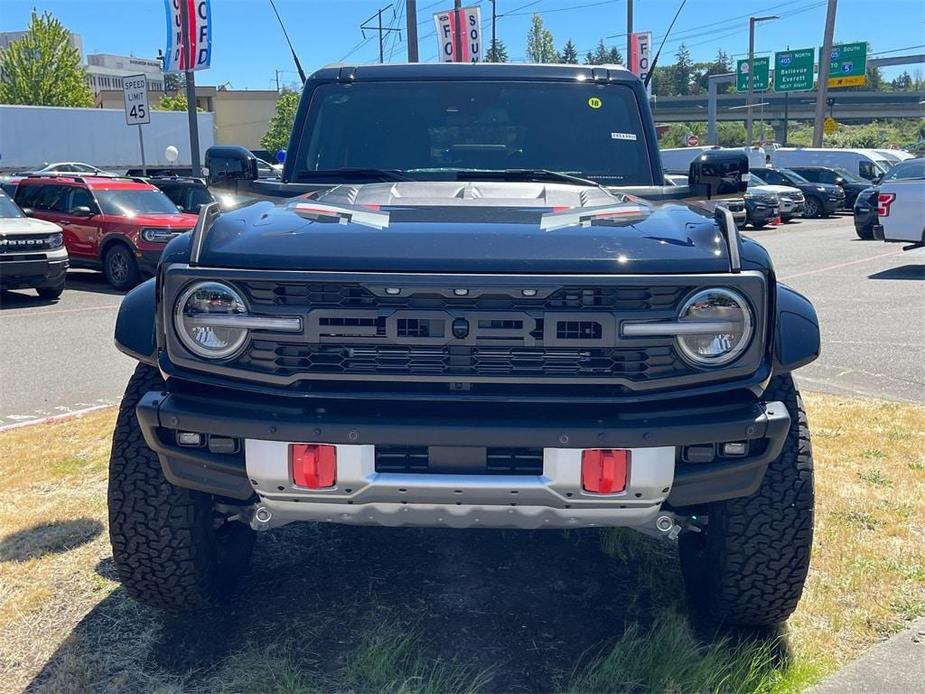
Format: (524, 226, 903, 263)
(737, 57, 770, 92)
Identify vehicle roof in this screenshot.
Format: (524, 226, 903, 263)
(311, 61, 636, 83)
(18, 175, 157, 190)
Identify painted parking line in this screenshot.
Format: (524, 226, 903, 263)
(0, 303, 122, 318)
(779, 249, 906, 281)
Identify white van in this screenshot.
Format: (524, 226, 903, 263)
(660, 146, 766, 174)
(772, 148, 892, 182)
(872, 149, 914, 165)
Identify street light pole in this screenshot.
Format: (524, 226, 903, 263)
(454, 0, 463, 63)
(406, 0, 419, 62)
(489, 0, 497, 62)
(746, 15, 778, 146)
(178, 0, 200, 177)
(626, 0, 633, 68)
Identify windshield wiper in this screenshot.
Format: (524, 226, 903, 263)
(453, 169, 600, 187)
(295, 168, 413, 182)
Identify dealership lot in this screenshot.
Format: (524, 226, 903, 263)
(0, 213, 923, 426)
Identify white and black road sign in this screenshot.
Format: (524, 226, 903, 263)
(122, 74, 150, 126)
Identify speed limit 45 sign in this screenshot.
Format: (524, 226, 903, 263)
(122, 74, 150, 126)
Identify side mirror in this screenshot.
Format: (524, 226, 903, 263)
(872, 175, 883, 185)
(71, 206, 93, 217)
(177, 205, 185, 213)
(688, 151, 749, 199)
(21, 207, 34, 216)
(204, 145, 260, 190)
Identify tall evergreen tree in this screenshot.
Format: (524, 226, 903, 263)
(526, 14, 557, 63)
(672, 43, 694, 96)
(584, 40, 623, 66)
(0, 10, 93, 107)
(486, 38, 509, 63)
(560, 40, 579, 64)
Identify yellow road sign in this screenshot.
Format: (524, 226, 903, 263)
(823, 117, 838, 135)
(828, 74, 866, 88)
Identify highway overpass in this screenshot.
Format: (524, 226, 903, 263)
(651, 90, 924, 125)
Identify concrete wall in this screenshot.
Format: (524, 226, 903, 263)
(0, 104, 214, 171)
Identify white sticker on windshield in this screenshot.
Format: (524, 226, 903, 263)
(611, 132, 637, 141)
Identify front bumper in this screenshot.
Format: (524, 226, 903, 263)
(0, 255, 68, 289)
(135, 389, 791, 528)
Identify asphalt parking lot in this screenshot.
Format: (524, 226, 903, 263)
(1, 213, 923, 426)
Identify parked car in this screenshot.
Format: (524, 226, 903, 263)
(871, 149, 914, 165)
(875, 178, 925, 247)
(14, 175, 198, 290)
(664, 174, 746, 228)
(772, 148, 891, 182)
(747, 172, 804, 221)
(28, 162, 115, 176)
(855, 157, 925, 239)
(750, 167, 842, 218)
(109, 63, 821, 629)
(0, 189, 68, 299)
(787, 166, 870, 208)
(146, 176, 252, 214)
(743, 188, 780, 228)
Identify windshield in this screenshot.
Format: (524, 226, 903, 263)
(779, 168, 810, 184)
(95, 189, 180, 216)
(874, 159, 893, 173)
(296, 80, 654, 185)
(832, 167, 863, 183)
(0, 192, 25, 218)
(748, 172, 767, 186)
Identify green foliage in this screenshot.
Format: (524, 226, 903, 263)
(584, 39, 623, 66)
(260, 89, 300, 153)
(154, 94, 201, 112)
(560, 40, 579, 65)
(486, 38, 508, 63)
(786, 119, 925, 149)
(0, 10, 92, 107)
(526, 13, 557, 63)
(671, 43, 694, 96)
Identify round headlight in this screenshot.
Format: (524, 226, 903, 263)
(174, 281, 249, 359)
(676, 288, 753, 367)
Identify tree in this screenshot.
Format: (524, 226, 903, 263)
(526, 14, 557, 63)
(0, 10, 92, 107)
(607, 46, 624, 65)
(560, 39, 579, 64)
(486, 38, 508, 63)
(696, 49, 732, 92)
(164, 72, 185, 91)
(261, 89, 299, 153)
(890, 71, 913, 91)
(672, 43, 693, 96)
(584, 40, 623, 66)
(156, 94, 193, 111)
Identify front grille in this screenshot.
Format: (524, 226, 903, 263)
(0, 235, 54, 254)
(375, 446, 544, 475)
(244, 342, 684, 380)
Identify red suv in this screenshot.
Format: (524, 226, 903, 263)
(14, 175, 198, 289)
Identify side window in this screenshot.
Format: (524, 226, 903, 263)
(858, 161, 875, 180)
(188, 186, 212, 211)
(69, 187, 95, 212)
(34, 185, 68, 211)
(799, 170, 818, 182)
(762, 170, 784, 185)
(15, 184, 42, 209)
(818, 171, 835, 183)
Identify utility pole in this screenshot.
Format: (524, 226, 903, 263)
(406, 0, 419, 62)
(454, 0, 463, 63)
(179, 0, 201, 177)
(626, 0, 633, 68)
(361, 4, 399, 64)
(746, 15, 778, 146)
(489, 0, 497, 62)
(813, 0, 838, 146)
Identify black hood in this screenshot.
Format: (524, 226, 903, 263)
(197, 182, 732, 274)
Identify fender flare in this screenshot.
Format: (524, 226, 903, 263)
(114, 277, 157, 365)
(772, 283, 820, 372)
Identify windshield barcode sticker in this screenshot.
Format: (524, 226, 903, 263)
(611, 132, 637, 141)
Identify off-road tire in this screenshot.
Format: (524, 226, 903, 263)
(103, 244, 141, 291)
(36, 284, 64, 300)
(108, 363, 255, 611)
(855, 224, 874, 240)
(678, 373, 813, 626)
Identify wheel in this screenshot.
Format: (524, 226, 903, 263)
(750, 220, 766, 230)
(803, 196, 823, 218)
(103, 244, 141, 291)
(108, 363, 255, 611)
(678, 374, 813, 627)
(855, 224, 874, 240)
(36, 284, 64, 300)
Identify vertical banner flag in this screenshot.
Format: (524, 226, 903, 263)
(434, 6, 482, 62)
(629, 32, 652, 96)
(164, 0, 212, 73)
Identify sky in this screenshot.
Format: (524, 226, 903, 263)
(1, 0, 923, 90)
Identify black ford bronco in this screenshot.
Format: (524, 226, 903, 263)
(110, 63, 819, 626)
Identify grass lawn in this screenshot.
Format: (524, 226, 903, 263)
(0, 391, 922, 693)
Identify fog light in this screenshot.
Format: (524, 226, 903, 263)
(453, 288, 469, 296)
(581, 449, 629, 494)
(290, 443, 337, 489)
(177, 431, 203, 447)
(721, 441, 748, 457)
(522, 289, 537, 297)
(385, 287, 401, 295)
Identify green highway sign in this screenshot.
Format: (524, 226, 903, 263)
(822, 41, 867, 88)
(774, 48, 815, 92)
(736, 56, 770, 92)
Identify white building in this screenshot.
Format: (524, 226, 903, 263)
(86, 53, 165, 94)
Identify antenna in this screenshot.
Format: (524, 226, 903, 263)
(645, 0, 688, 88)
(268, 0, 306, 84)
